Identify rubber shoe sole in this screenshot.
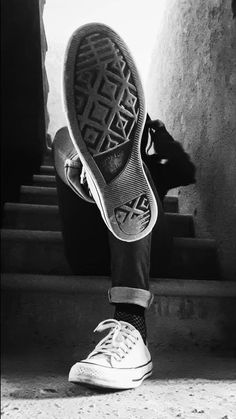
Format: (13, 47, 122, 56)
(63, 23, 158, 242)
(68, 359, 153, 390)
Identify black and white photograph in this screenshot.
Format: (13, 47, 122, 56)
(1, 0, 236, 417)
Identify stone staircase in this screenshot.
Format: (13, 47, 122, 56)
(1, 163, 236, 352)
(1, 169, 219, 279)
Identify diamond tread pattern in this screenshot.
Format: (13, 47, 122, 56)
(64, 24, 158, 241)
(74, 32, 139, 156)
(73, 32, 151, 235)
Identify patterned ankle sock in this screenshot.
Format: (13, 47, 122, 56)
(114, 303, 147, 343)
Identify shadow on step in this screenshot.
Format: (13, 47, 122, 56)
(2, 350, 236, 400)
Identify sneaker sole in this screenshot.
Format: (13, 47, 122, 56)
(68, 360, 153, 390)
(63, 23, 158, 242)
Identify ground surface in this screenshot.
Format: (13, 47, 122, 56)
(1, 348, 236, 419)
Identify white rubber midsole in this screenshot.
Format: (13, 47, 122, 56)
(68, 360, 153, 389)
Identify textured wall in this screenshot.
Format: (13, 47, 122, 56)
(1, 0, 46, 210)
(147, 0, 236, 280)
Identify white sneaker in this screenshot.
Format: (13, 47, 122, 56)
(68, 319, 153, 389)
(63, 23, 158, 242)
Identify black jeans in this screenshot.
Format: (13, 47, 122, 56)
(53, 127, 172, 308)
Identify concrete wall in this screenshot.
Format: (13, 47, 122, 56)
(1, 0, 46, 210)
(147, 0, 236, 280)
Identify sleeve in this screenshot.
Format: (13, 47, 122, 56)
(143, 118, 196, 198)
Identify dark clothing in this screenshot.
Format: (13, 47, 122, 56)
(109, 162, 167, 289)
(141, 115, 196, 201)
(53, 120, 195, 288)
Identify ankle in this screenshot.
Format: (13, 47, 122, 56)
(114, 303, 147, 343)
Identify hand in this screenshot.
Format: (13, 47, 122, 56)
(146, 119, 165, 130)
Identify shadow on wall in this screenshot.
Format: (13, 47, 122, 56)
(147, 0, 236, 280)
(232, 0, 236, 17)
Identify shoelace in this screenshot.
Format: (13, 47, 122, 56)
(87, 319, 138, 362)
(145, 118, 165, 155)
(79, 165, 94, 198)
(80, 165, 87, 185)
(145, 119, 169, 163)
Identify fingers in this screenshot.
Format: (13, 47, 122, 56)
(146, 118, 165, 129)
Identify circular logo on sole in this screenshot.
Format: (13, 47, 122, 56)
(114, 194, 151, 235)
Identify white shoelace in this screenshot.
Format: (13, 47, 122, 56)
(87, 319, 138, 362)
(79, 165, 94, 198)
(80, 165, 87, 185)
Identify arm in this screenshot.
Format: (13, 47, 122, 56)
(142, 116, 196, 200)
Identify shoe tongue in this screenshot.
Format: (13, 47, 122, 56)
(89, 330, 125, 366)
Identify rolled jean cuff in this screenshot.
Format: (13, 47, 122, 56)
(108, 287, 154, 309)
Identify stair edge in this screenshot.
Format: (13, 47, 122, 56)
(2, 274, 236, 297)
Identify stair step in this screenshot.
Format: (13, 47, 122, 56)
(163, 196, 178, 213)
(32, 174, 56, 186)
(167, 237, 219, 279)
(39, 165, 55, 175)
(2, 274, 236, 351)
(19, 185, 179, 213)
(1, 229, 218, 279)
(3, 203, 61, 231)
(1, 229, 70, 275)
(42, 152, 53, 166)
(2, 203, 193, 236)
(20, 186, 58, 205)
(165, 213, 194, 237)
(3, 273, 234, 296)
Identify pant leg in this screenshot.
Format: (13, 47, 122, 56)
(53, 127, 172, 299)
(108, 165, 173, 309)
(53, 127, 111, 275)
